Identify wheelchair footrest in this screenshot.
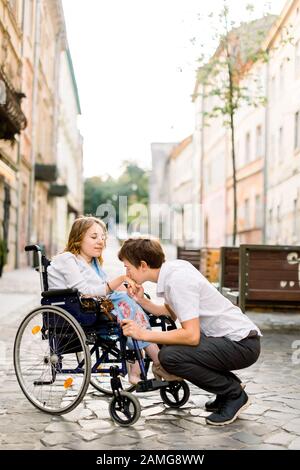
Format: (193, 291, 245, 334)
(135, 378, 171, 393)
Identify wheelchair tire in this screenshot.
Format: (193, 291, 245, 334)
(160, 381, 190, 408)
(14, 305, 91, 415)
(109, 391, 141, 426)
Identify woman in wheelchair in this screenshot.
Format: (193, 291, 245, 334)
(47, 215, 180, 385)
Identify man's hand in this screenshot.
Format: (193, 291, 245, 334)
(121, 319, 145, 341)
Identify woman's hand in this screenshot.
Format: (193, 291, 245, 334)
(123, 276, 138, 294)
(121, 319, 145, 341)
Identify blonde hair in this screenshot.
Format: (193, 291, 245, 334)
(65, 216, 107, 265)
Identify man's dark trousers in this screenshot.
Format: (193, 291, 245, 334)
(159, 333, 261, 397)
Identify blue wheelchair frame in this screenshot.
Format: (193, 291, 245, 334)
(15, 244, 190, 425)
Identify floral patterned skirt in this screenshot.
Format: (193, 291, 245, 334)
(109, 291, 151, 349)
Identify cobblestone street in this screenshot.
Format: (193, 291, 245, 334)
(1, 240, 300, 450)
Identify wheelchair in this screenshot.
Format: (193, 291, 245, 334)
(13, 245, 190, 426)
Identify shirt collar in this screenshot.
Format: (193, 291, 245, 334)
(156, 262, 168, 296)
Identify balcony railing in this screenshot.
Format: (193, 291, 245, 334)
(35, 164, 58, 182)
(0, 68, 27, 141)
(48, 184, 68, 198)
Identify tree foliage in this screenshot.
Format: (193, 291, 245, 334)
(84, 161, 149, 222)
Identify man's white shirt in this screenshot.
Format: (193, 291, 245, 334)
(157, 260, 262, 342)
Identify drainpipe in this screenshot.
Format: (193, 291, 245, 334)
(263, 56, 270, 244)
(15, 0, 27, 268)
(27, 0, 41, 255)
(50, 29, 63, 257)
(200, 86, 205, 246)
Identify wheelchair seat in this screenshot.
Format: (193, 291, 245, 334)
(42, 288, 79, 298)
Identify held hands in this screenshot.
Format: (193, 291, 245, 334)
(123, 276, 138, 294)
(123, 277, 144, 302)
(129, 283, 144, 302)
(121, 319, 145, 341)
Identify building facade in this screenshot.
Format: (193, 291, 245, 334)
(0, 0, 83, 272)
(54, 48, 83, 254)
(0, 0, 27, 272)
(193, 0, 300, 248)
(264, 0, 300, 245)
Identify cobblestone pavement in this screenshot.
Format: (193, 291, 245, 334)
(0, 240, 300, 450)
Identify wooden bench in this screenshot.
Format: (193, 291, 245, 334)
(222, 244, 300, 312)
(200, 248, 220, 284)
(177, 247, 201, 270)
(219, 247, 239, 296)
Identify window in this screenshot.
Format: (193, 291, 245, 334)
(279, 62, 284, 91)
(244, 198, 250, 229)
(255, 195, 262, 227)
(271, 76, 276, 100)
(293, 198, 298, 237)
(256, 125, 263, 157)
(270, 133, 276, 162)
(276, 204, 281, 241)
(207, 163, 212, 187)
(295, 111, 300, 150)
(245, 132, 251, 163)
(278, 127, 284, 162)
(268, 208, 273, 240)
(295, 40, 300, 78)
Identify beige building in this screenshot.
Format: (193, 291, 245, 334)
(150, 142, 176, 241)
(263, 0, 300, 245)
(226, 61, 266, 245)
(53, 48, 83, 254)
(29, 0, 65, 257)
(195, 82, 228, 247)
(193, 1, 300, 247)
(1, 0, 83, 272)
(0, 0, 27, 272)
(169, 136, 193, 245)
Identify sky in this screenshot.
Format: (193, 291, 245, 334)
(62, 0, 287, 179)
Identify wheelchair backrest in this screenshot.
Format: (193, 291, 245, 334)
(41, 255, 51, 291)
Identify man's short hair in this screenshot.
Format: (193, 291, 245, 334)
(118, 238, 165, 268)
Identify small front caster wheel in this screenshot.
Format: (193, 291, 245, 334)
(109, 391, 141, 426)
(160, 380, 190, 408)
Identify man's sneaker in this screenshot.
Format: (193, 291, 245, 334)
(205, 383, 246, 412)
(205, 390, 250, 426)
(205, 394, 226, 412)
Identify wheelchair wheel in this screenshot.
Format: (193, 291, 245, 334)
(109, 391, 141, 426)
(160, 381, 190, 408)
(14, 306, 91, 415)
(90, 343, 151, 396)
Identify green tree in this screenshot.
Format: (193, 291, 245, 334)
(84, 162, 149, 222)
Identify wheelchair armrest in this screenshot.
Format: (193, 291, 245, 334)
(42, 288, 79, 298)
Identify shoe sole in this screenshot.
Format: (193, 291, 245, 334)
(205, 396, 251, 426)
(204, 383, 246, 413)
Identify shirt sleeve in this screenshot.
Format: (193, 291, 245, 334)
(165, 272, 200, 323)
(53, 253, 107, 296)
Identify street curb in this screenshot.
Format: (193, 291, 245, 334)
(247, 313, 300, 333)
